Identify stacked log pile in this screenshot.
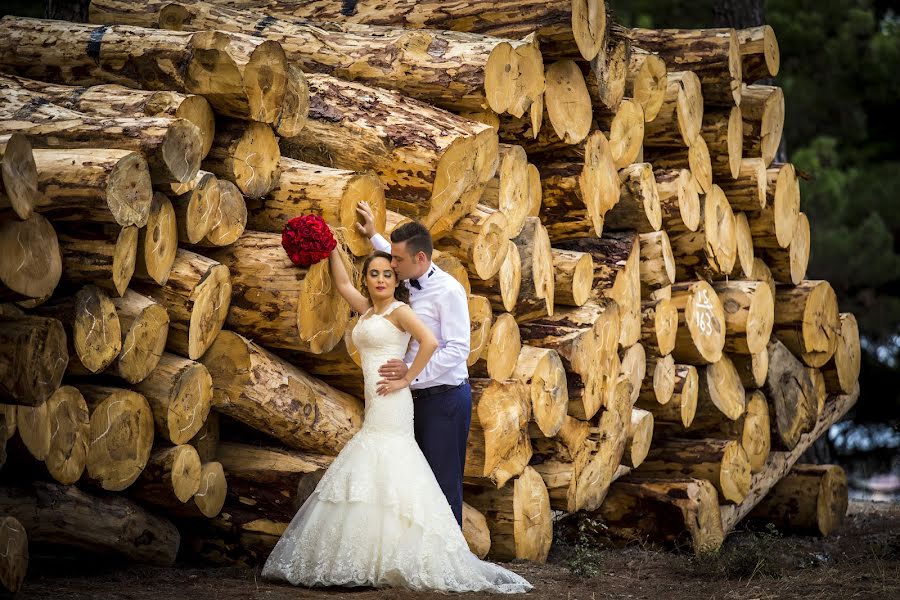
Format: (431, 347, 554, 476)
(0, 0, 860, 587)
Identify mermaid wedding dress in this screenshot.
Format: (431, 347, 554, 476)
(262, 301, 532, 593)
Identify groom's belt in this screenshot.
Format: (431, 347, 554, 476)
(410, 379, 468, 399)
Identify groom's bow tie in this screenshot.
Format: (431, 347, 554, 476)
(409, 278, 422, 290)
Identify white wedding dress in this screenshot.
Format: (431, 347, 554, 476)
(262, 301, 532, 593)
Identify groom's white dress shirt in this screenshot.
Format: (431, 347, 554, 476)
(371, 234, 470, 390)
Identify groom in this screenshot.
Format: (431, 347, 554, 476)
(357, 203, 471, 527)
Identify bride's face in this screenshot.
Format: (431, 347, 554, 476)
(365, 256, 398, 302)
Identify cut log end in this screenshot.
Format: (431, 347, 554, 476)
(609, 99, 645, 169)
(74, 285, 122, 373)
(194, 461, 227, 518)
(572, 0, 608, 61)
(824, 314, 861, 395)
(0, 315, 67, 407)
(0, 212, 62, 300)
(0, 133, 38, 220)
(675, 280, 726, 364)
(188, 263, 231, 360)
(485, 313, 521, 382)
(44, 386, 90, 485)
(631, 53, 667, 122)
(162, 118, 204, 184)
(139, 193, 178, 286)
(202, 179, 247, 247)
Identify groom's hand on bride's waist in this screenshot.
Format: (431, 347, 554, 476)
(379, 359, 409, 381)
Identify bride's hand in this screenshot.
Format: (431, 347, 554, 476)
(376, 376, 409, 396)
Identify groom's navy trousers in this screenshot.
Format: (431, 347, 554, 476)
(412, 380, 472, 527)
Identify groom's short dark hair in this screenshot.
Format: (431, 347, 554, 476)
(391, 221, 433, 259)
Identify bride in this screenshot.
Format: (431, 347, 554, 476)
(262, 249, 532, 593)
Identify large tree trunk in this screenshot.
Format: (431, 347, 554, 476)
(481, 144, 533, 239)
(0, 16, 288, 124)
(0, 212, 62, 302)
(702, 106, 744, 180)
(3, 75, 215, 157)
(506, 217, 555, 321)
(656, 167, 701, 232)
(713, 280, 774, 355)
(604, 163, 662, 233)
(246, 157, 385, 258)
(747, 463, 848, 536)
(0, 481, 179, 566)
(464, 466, 552, 563)
(176, 0, 608, 62)
(281, 73, 497, 238)
(0, 314, 67, 407)
(78, 384, 155, 492)
(0, 133, 38, 220)
(131, 248, 231, 360)
(200, 330, 364, 456)
(170, 171, 221, 244)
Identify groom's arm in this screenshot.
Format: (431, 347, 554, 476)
(370, 233, 391, 254)
(408, 285, 470, 387)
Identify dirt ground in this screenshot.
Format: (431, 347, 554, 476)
(16, 500, 899, 600)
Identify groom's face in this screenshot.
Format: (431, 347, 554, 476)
(390, 241, 424, 281)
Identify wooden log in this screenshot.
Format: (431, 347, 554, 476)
(109, 290, 169, 385)
(536, 130, 620, 240)
(737, 25, 779, 82)
(78, 384, 154, 491)
(136, 192, 178, 286)
(732, 211, 755, 278)
(131, 444, 202, 506)
(620, 343, 647, 405)
(281, 73, 497, 238)
(436, 205, 509, 281)
(643, 71, 703, 148)
(604, 163, 661, 233)
(773, 280, 840, 367)
(544, 60, 593, 146)
(43, 386, 90, 485)
(759, 162, 801, 248)
(3, 76, 216, 158)
(623, 27, 742, 106)
(624, 408, 654, 469)
(642, 298, 678, 357)
(759, 212, 810, 285)
(188, 410, 219, 463)
(15, 398, 51, 462)
(626, 49, 667, 123)
(598, 98, 646, 169)
(513, 345, 568, 438)
(568, 476, 723, 553)
(741, 85, 784, 167)
(169, 171, 220, 244)
(656, 167, 700, 232)
(702, 106, 743, 180)
(749, 257, 777, 302)
(170, 461, 228, 519)
(129, 0, 547, 119)
(553, 248, 594, 308)
(0, 133, 38, 220)
(132, 352, 212, 445)
(199, 178, 247, 247)
(822, 314, 861, 395)
(732, 349, 769, 389)
(806, 367, 827, 417)
(0, 481, 178, 566)
(481, 144, 531, 238)
(205, 232, 353, 354)
(0, 76, 201, 185)
(638, 231, 675, 295)
(245, 157, 385, 258)
(0, 515, 27, 593)
(507, 217, 555, 321)
(472, 240, 521, 313)
(719, 157, 766, 211)
(0, 405, 15, 469)
(639, 353, 676, 408)
(466, 379, 532, 487)
(0, 16, 288, 124)
(645, 133, 713, 195)
(0, 314, 67, 407)
(56, 225, 137, 297)
(670, 280, 727, 365)
(131, 248, 230, 360)
(202, 119, 280, 200)
(713, 281, 774, 355)
(763, 338, 817, 450)
(467, 295, 493, 367)
(586, 34, 629, 111)
(695, 356, 746, 421)
(556, 231, 641, 347)
(0, 212, 61, 302)
(201, 330, 364, 456)
(462, 503, 491, 559)
(747, 464, 847, 536)
(476, 312, 522, 382)
(34, 285, 121, 375)
(190, 0, 608, 63)
(214, 442, 332, 522)
(637, 437, 751, 504)
(668, 185, 737, 279)
(465, 466, 552, 563)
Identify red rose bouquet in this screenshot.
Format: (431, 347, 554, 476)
(281, 214, 337, 267)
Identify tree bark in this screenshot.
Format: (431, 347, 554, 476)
(747, 463, 848, 536)
(741, 84, 784, 167)
(773, 280, 840, 367)
(702, 106, 743, 180)
(552, 248, 594, 307)
(604, 163, 662, 233)
(0, 515, 27, 593)
(656, 167, 701, 232)
(713, 280, 774, 355)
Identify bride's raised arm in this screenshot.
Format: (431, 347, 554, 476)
(328, 249, 370, 315)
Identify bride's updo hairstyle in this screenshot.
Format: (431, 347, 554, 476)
(361, 251, 410, 304)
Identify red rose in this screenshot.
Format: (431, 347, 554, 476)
(281, 214, 337, 267)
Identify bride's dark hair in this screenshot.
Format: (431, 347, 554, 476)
(361, 251, 410, 304)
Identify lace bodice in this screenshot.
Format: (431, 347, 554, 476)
(350, 301, 414, 434)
